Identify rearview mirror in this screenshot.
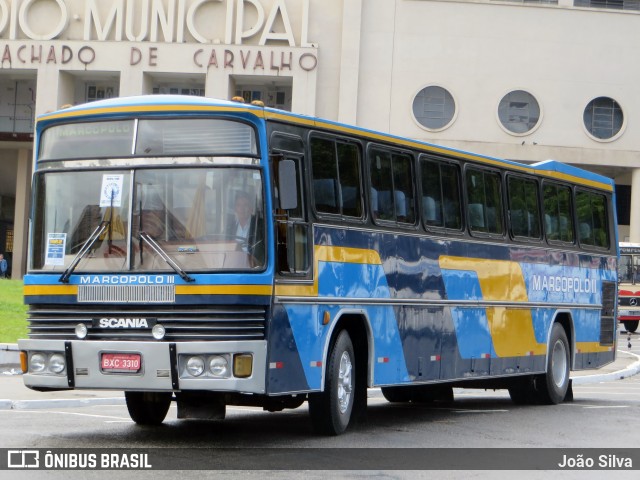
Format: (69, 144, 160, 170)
(278, 159, 298, 210)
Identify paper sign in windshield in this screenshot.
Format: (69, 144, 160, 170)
(45, 233, 66, 266)
(100, 174, 124, 207)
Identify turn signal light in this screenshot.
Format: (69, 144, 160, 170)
(20, 351, 28, 374)
(233, 354, 253, 378)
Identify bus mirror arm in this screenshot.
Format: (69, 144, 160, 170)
(278, 159, 298, 210)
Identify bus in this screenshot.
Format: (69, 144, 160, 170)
(19, 95, 618, 435)
(618, 242, 640, 333)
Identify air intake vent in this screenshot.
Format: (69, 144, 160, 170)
(600, 281, 616, 346)
(78, 285, 175, 303)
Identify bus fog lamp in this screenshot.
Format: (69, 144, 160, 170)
(208, 356, 229, 377)
(152, 323, 166, 340)
(186, 356, 205, 377)
(75, 323, 88, 339)
(30, 353, 46, 372)
(233, 354, 253, 378)
(49, 353, 66, 374)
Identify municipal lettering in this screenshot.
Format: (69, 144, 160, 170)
(0, 0, 316, 47)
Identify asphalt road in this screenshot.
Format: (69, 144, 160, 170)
(0, 330, 638, 479)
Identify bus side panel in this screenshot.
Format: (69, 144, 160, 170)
(271, 225, 616, 393)
(266, 304, 312, 394)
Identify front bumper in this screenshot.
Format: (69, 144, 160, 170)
(18, 339, 267, 394)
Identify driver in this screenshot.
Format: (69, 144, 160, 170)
(227, 191, 253, 242)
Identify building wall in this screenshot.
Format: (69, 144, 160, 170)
(0, 0, 638, 276)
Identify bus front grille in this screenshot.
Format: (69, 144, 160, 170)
(27, 305, 267, 341)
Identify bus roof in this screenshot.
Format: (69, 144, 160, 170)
(37, 95, 615, 192)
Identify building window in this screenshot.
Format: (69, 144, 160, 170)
(583, 97, 624, 141)
(0, 79, 36, 134)
(616, 184, 631, 226)
(498, 90, 541, 135)
(5, 229, 13, 253)
(412, 86, 456, 131)
(152, 86, 205, 96)
(86, 84, 118, 102)
(574, 0, 640, 11)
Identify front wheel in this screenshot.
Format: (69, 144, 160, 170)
(623, 320, 639, 333)
(535, 323, 570, 405)
(308, 330, 355, 435)
(125, 391, 172, 425)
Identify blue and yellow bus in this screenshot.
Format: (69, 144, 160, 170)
(19, 95, 618, 435)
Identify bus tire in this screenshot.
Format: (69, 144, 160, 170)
(535, 323, 570, 405)
(623, 320, 639, 333)
(308, 330, 355, 435)
(125, 391, 172, 425)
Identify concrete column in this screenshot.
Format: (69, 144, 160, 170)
(11, 148, 32, 279)
(629, 168, 640, 243)
(337, 0, 362, 125)
(205, 69, 231, 100)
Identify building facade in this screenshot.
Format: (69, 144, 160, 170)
(0, 0, 638, 277)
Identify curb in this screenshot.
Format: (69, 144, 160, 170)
(571, 350, 640, 385)
(0, 397, 126, 411)
(0, 343, 19, 366)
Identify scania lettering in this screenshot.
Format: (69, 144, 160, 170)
(19, 95, 618, 435)
(98, 318, 150, 329)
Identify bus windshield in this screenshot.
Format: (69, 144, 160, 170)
(619, 253, 640, 284)
(31, 167, 265, 273)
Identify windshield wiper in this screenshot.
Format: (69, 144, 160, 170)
(58, 220, 109, 283)
(138, 231, 195, 283)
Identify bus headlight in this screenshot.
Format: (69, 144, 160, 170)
(208, 356, 229, 378)
(49, 353, 66, 374)
(75, 323, 88, 339)
(152, 323, 166, 340)
(30, 353, 46, 372)
(186, 356, 205, 377)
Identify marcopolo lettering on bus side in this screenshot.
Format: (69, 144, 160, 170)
(79, 275, 174, 285)
(531, 275, 597, 294)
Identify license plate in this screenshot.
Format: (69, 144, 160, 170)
(101, 353, 141, 373)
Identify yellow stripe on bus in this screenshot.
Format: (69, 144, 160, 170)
(275, 245, 382, 297)
(24, 285, 78, 296)
(175, 284, 273, 296)
(439, 256, 547, 357)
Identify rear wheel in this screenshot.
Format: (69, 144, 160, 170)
(125, 391, 172, 425)
(535, 323, 570, 405)
(308, 330, 355, 435)
(623, 320, 639, 333)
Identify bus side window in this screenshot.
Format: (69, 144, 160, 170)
(272, 153, 310, 276)
(543, 182, 574, 244)
(466, 167, 503, 236)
